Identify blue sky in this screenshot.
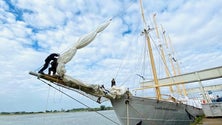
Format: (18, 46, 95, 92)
(0, 0, 222, 112)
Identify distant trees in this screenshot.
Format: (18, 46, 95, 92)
(66, 105, 113, 112)
(0, 106, 113, 115)
(100, 105, 112, 110)
(100, 105, 106, 110)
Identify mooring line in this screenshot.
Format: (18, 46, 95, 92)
(38, 79, 120, 125)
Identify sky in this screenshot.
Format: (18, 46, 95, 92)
(0, 0, 222, 112)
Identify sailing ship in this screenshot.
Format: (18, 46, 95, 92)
(29, 1, 222, 125)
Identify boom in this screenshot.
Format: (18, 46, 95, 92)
(186, 84, 222, 94)
(140, 66, 222, 88)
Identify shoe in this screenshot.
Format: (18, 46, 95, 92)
(97, 97, 101, 103)
(38, 71, 45, 74)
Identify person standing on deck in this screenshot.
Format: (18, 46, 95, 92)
(111, 78, 116, 87)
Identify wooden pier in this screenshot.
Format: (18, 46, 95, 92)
(197, 118, 222, 125)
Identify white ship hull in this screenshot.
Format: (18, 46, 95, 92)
(111, 93, 203, 125)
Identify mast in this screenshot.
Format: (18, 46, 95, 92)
(160, 24, 188, 96)
(167, 35, 187, 96)
(139, 0, 161, 100)
(153, 14, 174, 94)
(175, 61, 187, 96)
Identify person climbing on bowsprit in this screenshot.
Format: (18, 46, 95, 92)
(38, 53, 59, 74)
(48, 58, 58, 75)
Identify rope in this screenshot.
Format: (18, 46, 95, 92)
(111, 1, 135, 20)
(45, 86, 51, 110)
(34, 65, 43, 72)
(126, 102, 129, 125)
(109, 0, 143, 82)
(112, 1, 140, 81)
(38, 78, 120, 125)
(117, 35, 141, 87)
(128, 103, 146, 120)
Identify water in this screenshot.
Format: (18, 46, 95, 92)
(0, 110, 120, 125)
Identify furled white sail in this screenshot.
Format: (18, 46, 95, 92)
(29, 71, 127, 100)
(48, 19, 128, 99)
(61, 75, 127, 99)
(56, 19, 112, 77)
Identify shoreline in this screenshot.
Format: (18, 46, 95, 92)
(0, 106, 113, 116)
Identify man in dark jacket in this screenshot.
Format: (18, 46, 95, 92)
(38, 53, 59, 74)
(111, 78, 116, 87)
(48, 58, 58, 75)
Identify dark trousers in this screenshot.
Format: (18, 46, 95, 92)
(39, 61, 50, 73)
(48, 66, 57, 75)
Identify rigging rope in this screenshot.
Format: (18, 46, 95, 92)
(38, 78, 120, 125)
(111, 1, 135, 20)
(118, 35, 142, 87)
(111, 1, 140, 82)
(128, 103, 145, 119)
(34, 65, 43, 72)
